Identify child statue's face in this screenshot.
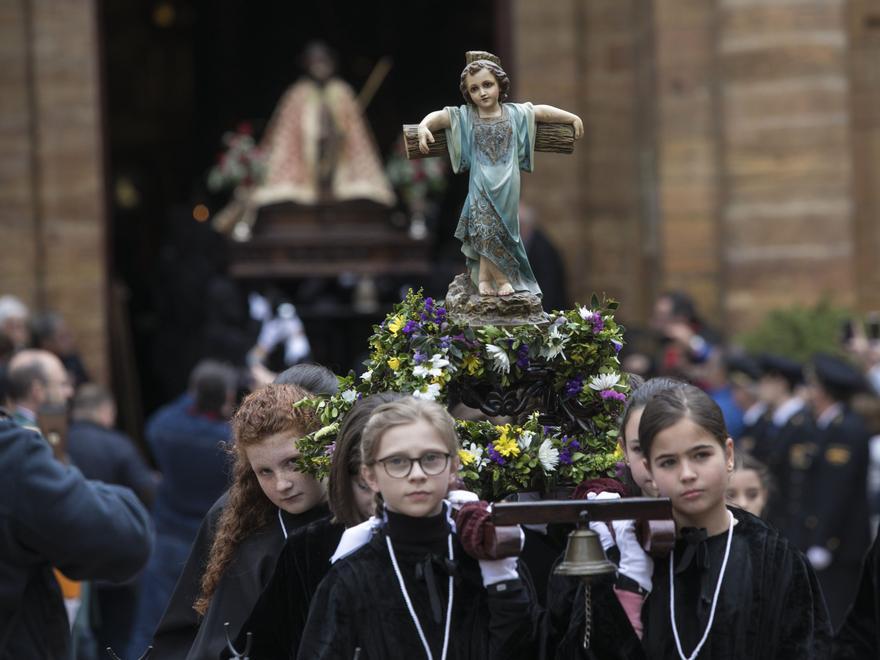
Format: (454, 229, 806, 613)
(465, 68, 501, 115)
(362, 419, 458, 518)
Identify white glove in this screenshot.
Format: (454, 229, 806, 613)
(248, 292, 271, 322)
(807, 546, 832, 570)
(257, 318, 288, 351)
(613, 519, 653, 593)
(587, 491, 621, 552)
(479, 556, 519, 586)
(447, 490, 480, 510)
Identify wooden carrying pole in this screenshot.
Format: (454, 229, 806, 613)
(490, 497, 673, 526)
(403, 122, 575, 160)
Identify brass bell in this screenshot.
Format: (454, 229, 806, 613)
(555, 525, 616, 580)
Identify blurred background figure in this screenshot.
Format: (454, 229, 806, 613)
(726, 452, 771, 519)
(30, 311, 92, 388)
(67, 384, 157, 655)
(126, 359, 237, 657)
(5, 349, 74, 430)
(0, 295, 30, 351)
(726, 353, 768, 451)
(519, 202, 569, 313)
(650, 290, 718, 385)
(803, 353, 873, 629)
(753, 353, 813, 539)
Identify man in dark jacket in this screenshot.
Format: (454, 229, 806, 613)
(0, 412, 152, 659)
(125, 360, 236, 658)
(67, 384, 158, 654)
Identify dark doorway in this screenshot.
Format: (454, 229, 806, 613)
(100, 0, 498, 417)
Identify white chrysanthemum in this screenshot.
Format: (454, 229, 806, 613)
(429, 354, 450, 370)
(486, 344, 511, 374)
(360, 369, 373, 382)
(467, 442, 486, 473)
(538, 439, 559, 472)
(412, 364, 431, 379)
(518, 430, 536, 450)
(413, 382, 442, 401)
(588, 373, 621, 391)
(578, 306, 595, 321)
(341, 389, 357, 404)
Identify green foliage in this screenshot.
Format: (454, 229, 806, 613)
(295, 290, 628, 500)
(737, 300, 850, 362)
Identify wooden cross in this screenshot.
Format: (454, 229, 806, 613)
(401, 122, 576, 160)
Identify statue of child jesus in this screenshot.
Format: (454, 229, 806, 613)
(418, 51, 583, 297)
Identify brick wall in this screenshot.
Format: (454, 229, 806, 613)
(0, 0, 108, 381)
(513, 0, 863, 334)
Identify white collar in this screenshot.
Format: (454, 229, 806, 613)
(742, 401, 768, 427)
(816, 402, 844, 429)
(772, 397, 804, 427)
(330, 516, 380, 564)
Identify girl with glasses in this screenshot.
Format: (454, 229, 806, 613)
(297, 396, 538, 659)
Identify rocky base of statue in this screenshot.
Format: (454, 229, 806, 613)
(445, 273, 549, 327)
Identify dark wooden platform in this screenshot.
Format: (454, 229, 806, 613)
(228, 200, 431, 279)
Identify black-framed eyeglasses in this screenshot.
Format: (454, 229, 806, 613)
(373, 452, 451, 479)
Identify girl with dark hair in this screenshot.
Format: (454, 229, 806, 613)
(634, 383, 831, 658)
(227, 392, 404, 659)
(725, 451, 772, 519)
(297, 397, 537, 659)
(547, 377, 681, 659)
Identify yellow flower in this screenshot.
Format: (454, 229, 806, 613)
(463, 354, 481, 375)
(458, 449, 476, 466)
(388, 315, 405, 335)
(494, 435, 520, 458)
(372, 339, 384, 352)
(612, 444, 624, 461)
(387, 357, 401, 370)
(493, 425, 520, 458)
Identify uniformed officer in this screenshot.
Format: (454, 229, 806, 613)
(803, 353, 872, 629)
(726, 353, 769, 453)
(755, 353, 816, 537)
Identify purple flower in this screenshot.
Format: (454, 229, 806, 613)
(424, 297, 434, 310)
(568, 439, 581, 451)
(611, 340, 623, 354)
(413, 350, 426, 364)
(420, 312, 429, 322)
(402, 320, 420, 335)
(591, 314, 605, 334)
(436, 307, 447, 322)
(440, 335, 452, 349)
(615, 461, 627, 479)
(323, 442, 336, 456)
(564, 376, 583, 398)
(601, 389, 627, 402)
(487, 443, 506, 465)
(559, 449, 573, 465)
(516, 344, 530, 369)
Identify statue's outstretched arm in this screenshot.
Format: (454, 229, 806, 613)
(417, 110, 452, 154)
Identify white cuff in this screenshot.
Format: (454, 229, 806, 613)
(479, 556, 519, 586)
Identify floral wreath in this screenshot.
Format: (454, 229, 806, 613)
(296, 289, 628, 500)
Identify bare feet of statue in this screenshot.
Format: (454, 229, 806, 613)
(496, 282, 515, 296)
(479, 280, 495, 296)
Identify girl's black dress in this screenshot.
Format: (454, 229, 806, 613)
(297, 507, 538, 660)
(225, 515, 344, 659)
(549, 507, 833, 659)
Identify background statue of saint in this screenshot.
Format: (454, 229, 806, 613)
(251, 41, 394, 208)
